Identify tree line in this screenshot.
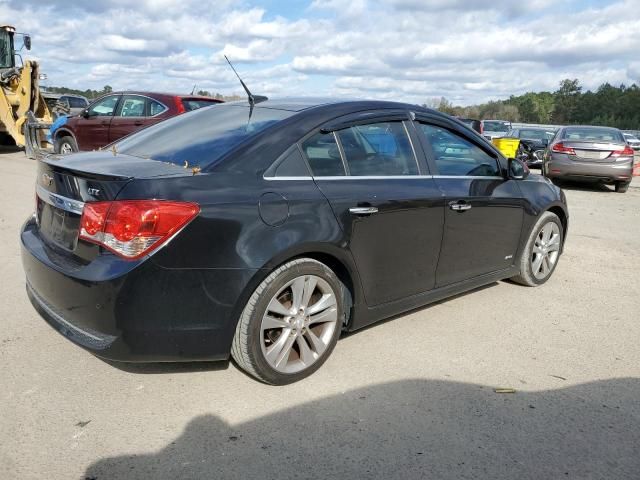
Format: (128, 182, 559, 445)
(426, 79, 640, 129)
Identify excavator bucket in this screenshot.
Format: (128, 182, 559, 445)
(24, 111, 51, 160)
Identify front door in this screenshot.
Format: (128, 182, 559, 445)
(73, 94, 121, 150)
(415, 119, 525, 287)
(301, 118, 444, 307)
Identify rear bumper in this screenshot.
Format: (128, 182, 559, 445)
(545, 156, 634, 183)
(21, 217, 257, 362)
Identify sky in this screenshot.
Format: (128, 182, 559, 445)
(1, 0, 638, 105)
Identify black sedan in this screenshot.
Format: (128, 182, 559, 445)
(508, 127, 556, 168)
(22, 98, 569, 384)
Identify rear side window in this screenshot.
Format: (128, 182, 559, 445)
(117, 96, 146, 117)
(115, 105, 293, 168)
(336, 121, 418, 176)
(420, 123, 500, 177)
(301, 132, 345, 176)
(149, 99, 166, 116)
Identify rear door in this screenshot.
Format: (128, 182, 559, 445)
(73, 95, 121, 150)
(108, 95, 168, 143)
(414, 115, 524, 287)
(303, 113, 445, 306)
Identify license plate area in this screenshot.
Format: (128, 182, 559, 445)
(38, 200, 81, 251)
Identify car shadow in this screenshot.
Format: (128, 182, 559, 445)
(83, 378, 640, 479)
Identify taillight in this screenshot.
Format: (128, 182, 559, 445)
(551, 142, 575, 155)
(174, 96, 186, 114)
(79, 200, 199, 260)
(611, 145, 634, 157)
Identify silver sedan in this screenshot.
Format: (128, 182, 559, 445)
(543, 126, 634, 193)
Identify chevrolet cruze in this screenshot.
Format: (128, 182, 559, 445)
(22, 99, 569, 384)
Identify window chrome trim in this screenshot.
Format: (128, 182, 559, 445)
(432, 175, 505, 180)
(36, 184, 85, 215)
(264, 174, 506, 181)
(402, 121, 422, 175)
(264, 176, 314, 181)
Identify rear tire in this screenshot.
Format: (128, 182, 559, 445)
(231, 258, 345, 385)
(511, 211, 563, 287)
(54, 135, 78, 155)
(615, 181, 629, 193)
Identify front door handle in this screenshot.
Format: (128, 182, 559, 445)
(349, 206, 378, 216)
(449, 201, 472, 212)
(134, 121, 143, 126)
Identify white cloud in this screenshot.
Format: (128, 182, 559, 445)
(0, 0, 637, 104)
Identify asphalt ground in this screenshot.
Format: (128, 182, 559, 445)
(1, 147, 639, 479)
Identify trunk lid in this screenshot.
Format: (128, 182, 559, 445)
(35, 151, 192, 253)
(561, 141, 626, 162)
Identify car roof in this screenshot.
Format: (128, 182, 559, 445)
(111, 91, 221, 101)
(563, 125, 620, 131)
(224, 97, 424, 113)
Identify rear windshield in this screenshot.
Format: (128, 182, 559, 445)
(519, 129, 555, 140)
(562, 128, 624, 142)
(483, 121, 510, 132)
(115, 104, 294, 168)
(181, 99, 220, 111)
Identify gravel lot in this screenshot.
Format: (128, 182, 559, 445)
(1, 147, 639, 479)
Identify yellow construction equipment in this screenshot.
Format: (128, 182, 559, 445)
(0, 25, 52, 157)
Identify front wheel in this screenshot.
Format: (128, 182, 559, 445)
(54, 135, 78, 155)
(511, 211, 563, 287)
(231, 259, 345, 385)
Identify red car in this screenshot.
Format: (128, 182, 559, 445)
(51, 91, 223, 154)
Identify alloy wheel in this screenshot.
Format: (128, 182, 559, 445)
(60, 142, 73, 154)
(531, 222, 560, 280)
(260, 275, 338, 374)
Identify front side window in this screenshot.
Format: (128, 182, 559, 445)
(336, 121, 418, 176)
(301, 131, 345, 176)
(89, 95, 119, 117)
(420, 124, 500, 177)
(118, 96, 146, 117)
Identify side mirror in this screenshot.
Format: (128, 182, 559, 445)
(23, 35, 31, 51)
(82, 109, 90, 118)
(508, 157, 529, 180)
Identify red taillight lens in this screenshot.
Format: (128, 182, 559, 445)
(79, 200, 199, 260)
(551, 142, 575, 155)
(611, 145, 634, 157)
(174, 96, 186, 114)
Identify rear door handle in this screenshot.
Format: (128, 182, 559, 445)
(449, 201, 472, 211)
(349, 206, 378, 216)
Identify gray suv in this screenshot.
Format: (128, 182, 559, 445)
(543, 126, 634, 193)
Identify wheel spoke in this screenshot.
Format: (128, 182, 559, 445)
(547, 234, 560, 251)
(532, 254, 544, 274)
(266, 332, 296, 368)
(301, 276, 318, 309)
(543, 224, 553, 243)
(533, 245, 544, 255)
(305, 328, 327, 355)
(267, 297, 291, 317)
(308, 306, 338, 325)
(541, 255, 550, 275)
(262, 315, 289, 330)
(296, 336, 317, 366)
(307, 293, 336, 316)
(290, 277, 306, 311)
